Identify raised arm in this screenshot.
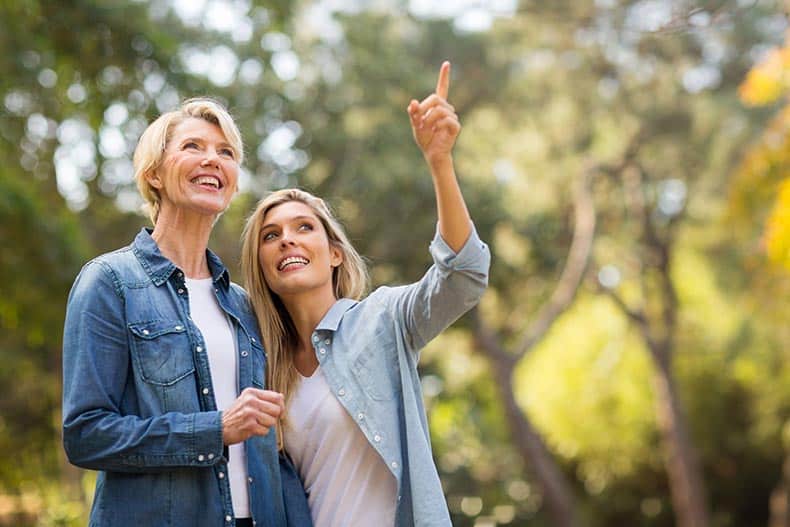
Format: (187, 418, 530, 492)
(407, 61, 471, 252)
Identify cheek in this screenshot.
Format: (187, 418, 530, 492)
(258, 247, 275, 282)
(223, 163, 240, 191)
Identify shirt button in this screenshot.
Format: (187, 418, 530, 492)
(178, 288, 184, 294)
(319, 348, 326, 355)
(374, 434, 381, 442)
(248, 476, 253, 483)
(196, 346, 203, 352)
(338, 388, 346, 396)
(241, 350, 249, 357)
(312, 335, 319, 342)
(198, 454, 205, 461)
(357, 413, 365, 420)
(225, 515, 232, 522)
(391, 461, 399, 469)
(324, 338, 330, 345)
(208, 453, 215, 460)
(174, 325, 183, 331)
(218, 471, 225, 479)
(251, 337, 256, 343)
(142, 329, 149, 336)
(202, 388, 209, 395)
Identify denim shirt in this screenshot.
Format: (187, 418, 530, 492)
(62, 228, 311, 527)
(303, 227, 490, 526)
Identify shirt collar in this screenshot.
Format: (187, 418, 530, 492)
(132, 227, 230, 288)
(315, 298, 358, 332)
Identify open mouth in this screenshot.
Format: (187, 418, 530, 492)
(278, 256, 309, 271)
(191, 175, 222, 189)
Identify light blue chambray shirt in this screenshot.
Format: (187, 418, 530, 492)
(300, 226, 490, 526)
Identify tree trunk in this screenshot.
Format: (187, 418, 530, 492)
(652, 354, 710, 527)
(769, 449, 790, 527)
(489, 354, 579, 527)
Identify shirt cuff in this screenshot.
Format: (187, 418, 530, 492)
(429, 223, 490, 271)
(192, 411, 224, 465)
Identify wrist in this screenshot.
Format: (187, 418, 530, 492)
(425, 153, 454, 172)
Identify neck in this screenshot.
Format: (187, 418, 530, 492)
(280, 288, 338, 353)
(151, 208, 216, 279)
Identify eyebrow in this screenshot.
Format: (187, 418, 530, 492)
(260, 215, 317, 231)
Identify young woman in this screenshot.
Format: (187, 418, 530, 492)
(241, 62, 490, 526)
(62, 98, 310, 526)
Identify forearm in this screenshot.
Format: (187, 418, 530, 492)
(63, 408, 224, 472)
(428, 154, 471, 253)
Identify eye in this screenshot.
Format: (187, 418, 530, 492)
(298, 223, 314, 232)
(183, 141, 200, 150)
(262, 231, 278, 242)
(219, 147, 236, 159)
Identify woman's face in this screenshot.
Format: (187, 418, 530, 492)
(258, 201, 343, 300)
(150, 117, 239, 219)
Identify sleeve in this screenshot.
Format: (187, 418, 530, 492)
(61, 260, 224, 472)
(381, 224, 490, 352)
(279, 451, 314, 526)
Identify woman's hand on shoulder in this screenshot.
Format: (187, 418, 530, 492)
(408, 61, 460, 167)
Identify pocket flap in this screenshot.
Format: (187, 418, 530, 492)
(129, 320, 187, 339)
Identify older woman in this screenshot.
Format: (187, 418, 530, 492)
(241, 62, 490, 526)
(62, 98, 310, 526)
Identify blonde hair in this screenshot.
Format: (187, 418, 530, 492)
(133, 97, 244, 224)
(241, 189, 369, 448)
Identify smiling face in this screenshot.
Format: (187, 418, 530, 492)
(258, 200, 343, 301)
(147, 117, 239, 219)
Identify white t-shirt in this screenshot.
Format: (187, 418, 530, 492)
(284, 367, 397, 527)
(185, 277, 249, 518)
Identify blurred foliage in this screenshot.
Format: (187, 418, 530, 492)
(1, 1, 788, 526)
(735, 29, 790, 270)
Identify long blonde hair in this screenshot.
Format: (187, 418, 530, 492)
(241, 189, 369, 448)
(133, 97, 243, 225)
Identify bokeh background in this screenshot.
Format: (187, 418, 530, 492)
(2, 1, 790, 525)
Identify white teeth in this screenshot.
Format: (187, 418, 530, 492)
(193, 176, 220, 188)
(279, 256, 309, 270)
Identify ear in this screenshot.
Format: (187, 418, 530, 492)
(329, 245, 344, 268)
(146, 170, 163, 190)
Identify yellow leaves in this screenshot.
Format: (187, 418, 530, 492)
(736, 35, 790, 272)
(739, 46, 790, 106)
(765, 179, 790, 269)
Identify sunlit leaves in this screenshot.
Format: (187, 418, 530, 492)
(739, 45, 790, 107)
(765, 179, 790, 269)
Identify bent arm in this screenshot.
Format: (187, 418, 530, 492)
(62, 261, 224, 472)
(374, 225, 490, 353)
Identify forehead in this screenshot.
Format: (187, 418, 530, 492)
(262, 201, 319, 225)
(170, 117, 228, 143)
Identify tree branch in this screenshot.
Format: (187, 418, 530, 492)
(514, 166, 596, 358)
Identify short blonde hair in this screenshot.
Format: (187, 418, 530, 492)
(133, 97, 244, 224)
(241, 189, 369, 448)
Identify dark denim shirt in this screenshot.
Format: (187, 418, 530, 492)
(62, 228, 311, 527)
(304, 227, 490, 526)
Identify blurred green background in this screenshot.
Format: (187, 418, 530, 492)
(2, 1, 789, 525)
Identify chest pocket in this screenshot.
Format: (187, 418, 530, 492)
(350, 327, 399, 401)
(129, 320, 195, 386)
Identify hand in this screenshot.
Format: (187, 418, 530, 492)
(221, 388, 284, 445)
(408, 61, 461, 166)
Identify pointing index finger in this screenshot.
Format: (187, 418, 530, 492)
(436, 61, 450, 100)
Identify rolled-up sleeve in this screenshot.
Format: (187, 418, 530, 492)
(376, 224, 490, 352)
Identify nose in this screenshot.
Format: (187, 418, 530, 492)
(200, 149, 220, 167)
(279, 230, 296, 247)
